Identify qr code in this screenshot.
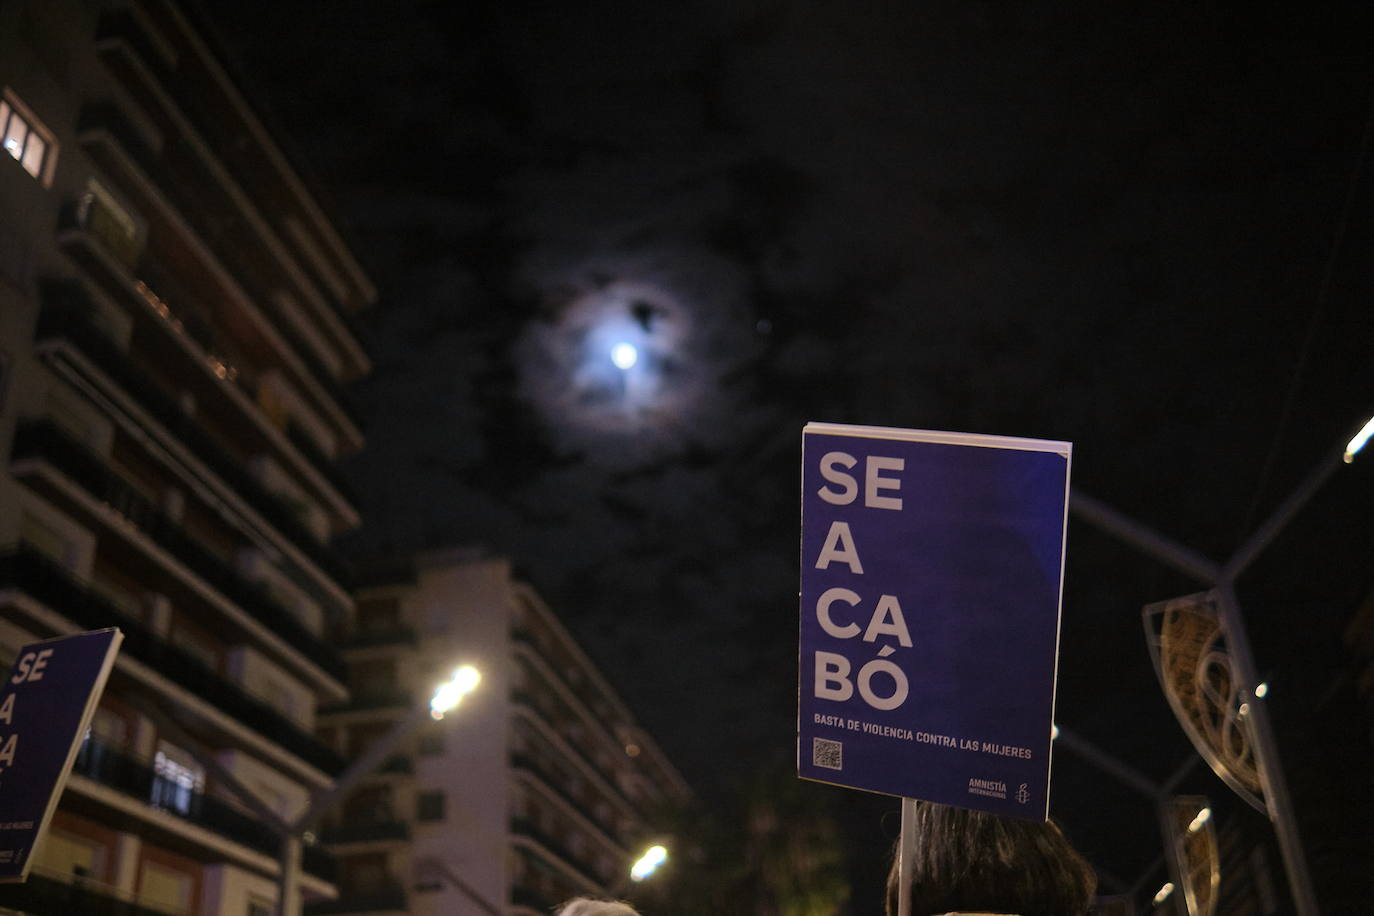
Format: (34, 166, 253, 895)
(813, 737, 843, 770)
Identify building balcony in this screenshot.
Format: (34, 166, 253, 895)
(511, 752, 629, 851)
(336, 626, 418, 651)
(286, 421, 359, 509)
(511, 885, 557, 912)
(93, 10, 370, 363)
(509, 752, 622, 844)
(513, 692, 640, 813)
(55, 183, 362, 525)
(319, 688, 414, 716)
(0, 871, 172, 916)
(35, 292, 355, 590)
(317, 819, 410, 846)
(512, 632, 629, 754)
(70, 738, 336, 883)
(72, 99, 365, 442)
(0, 547, 345, 776)
(304, 880, 408, 915)
(8, 419, 347, 684)
(74, 739, 269, 850)
(510, 817, 606, 889)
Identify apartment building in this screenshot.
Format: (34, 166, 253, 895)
(0, 0, 373, 912)
(316, 550, 691, 916)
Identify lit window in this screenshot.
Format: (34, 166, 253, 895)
(151, 741, 205, 816)
(1, 91, 56, 184)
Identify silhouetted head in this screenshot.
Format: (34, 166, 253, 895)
(885, 801, 1096, 916)
(555, 898, 642, 916)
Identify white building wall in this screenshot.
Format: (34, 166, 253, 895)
(410, 553, 513, 916)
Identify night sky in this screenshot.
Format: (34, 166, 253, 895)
(199, 0, 1374, 910)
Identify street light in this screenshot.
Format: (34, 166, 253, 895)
(629, 844, 668, 882)
(276, 664, 482, 914)
(1186, 806, 1211, 834)
(431, 665, 481, 719)
(1343, 414, 1374, 463)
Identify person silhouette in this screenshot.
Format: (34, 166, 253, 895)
(885, 800, 1096, 916)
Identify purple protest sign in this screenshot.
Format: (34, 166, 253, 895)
(0, 628, 122, 882)
(798, 424, 1070, 820)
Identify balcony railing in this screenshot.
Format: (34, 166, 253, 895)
(0, 872, 172, 916)
(74, 97, 365, 434)
(286, 421, 359, 508)
(95, 10, 368, 342)
(511, 885, 556, 912)
(318, 819, 410, 845)
(304, 880, 407, 915)
(509, 688, 643, 811)
(70, 738, 336, 882)
(74, 739, 272, 850)
(36, 291, 355, 589)
(319, 688, 413, 715)
(336, 626, 418, 650)
(512, 639, 649, 788)
(510, 752, 622, 843)
(510, 817, 606, 887)
(9, 420, 347, 683)
(0, 547, 345, 776)
(122, 258, 356, 508)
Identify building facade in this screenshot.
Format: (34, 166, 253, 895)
(0, 0, 373, 913)
(317, 550, 690, 916)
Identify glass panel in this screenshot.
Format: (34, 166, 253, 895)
(2, 113, 26, 161)
(21, 131, 44, 177)
(151, 742, 205, 816)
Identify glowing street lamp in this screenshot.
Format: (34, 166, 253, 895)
(629, 844, 668, 882)
(430, 665, 482, 720)
(273, 663, 482, 914)
(1344, 415, 1374, 464)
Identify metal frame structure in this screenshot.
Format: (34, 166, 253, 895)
(1064, 420, 1366, 916)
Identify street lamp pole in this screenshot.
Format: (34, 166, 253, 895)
(273, 665, 482, 916)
